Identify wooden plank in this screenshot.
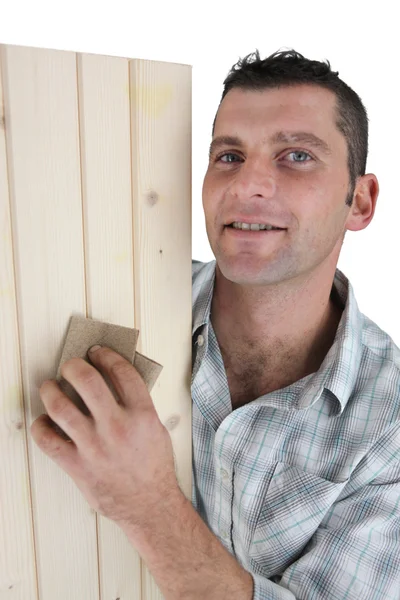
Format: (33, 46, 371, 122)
(0, 45, 38, 600)
(76, 51, 141, 600)
(0, 44, 99, 600)
(1, 43, 192, 600)
(129, 58, 192, 600)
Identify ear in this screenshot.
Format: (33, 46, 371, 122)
(345, 173, 379, 233)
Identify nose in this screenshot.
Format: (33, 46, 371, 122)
(227, 157, 277, 200)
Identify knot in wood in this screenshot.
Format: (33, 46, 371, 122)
(146, 190, 159, 206)
(165, 414, 180, 431)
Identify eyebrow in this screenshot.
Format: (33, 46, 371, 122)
(208, 131, 332, 157)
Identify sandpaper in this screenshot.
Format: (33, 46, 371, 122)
(49, 315, 163, 440)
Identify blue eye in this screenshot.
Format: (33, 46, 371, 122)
(286, 151, 312, 162)
(217, 153, 240, 163)
(214, 150, 313, 165)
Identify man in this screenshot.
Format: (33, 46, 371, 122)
(33, 50, 400, 599)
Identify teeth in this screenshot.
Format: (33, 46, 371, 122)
(232, 222, 280, 231)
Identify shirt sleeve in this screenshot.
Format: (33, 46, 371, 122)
(250, 423, 400, 599)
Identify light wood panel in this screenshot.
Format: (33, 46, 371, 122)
(1, 43, 98, 600)
(77, 51, 142, 600)
(129, 58, 192, 600)
(0, 46, 38, 600)
(0, 43, 191, 600)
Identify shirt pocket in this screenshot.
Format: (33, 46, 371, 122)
(247, 462, 348, 577)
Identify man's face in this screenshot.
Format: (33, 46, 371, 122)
(202, 84, 354, 286)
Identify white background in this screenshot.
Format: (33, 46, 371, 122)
(1, 0, 399, 345)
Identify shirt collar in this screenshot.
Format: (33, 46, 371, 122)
(192, 260, 216, 336)
(192, 260, 364, 415)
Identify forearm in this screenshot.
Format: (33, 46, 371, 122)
(120, 487, 254, 600)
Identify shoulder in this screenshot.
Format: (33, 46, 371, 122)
(358, 313, 400, 426)
(362, 312, 400, 366)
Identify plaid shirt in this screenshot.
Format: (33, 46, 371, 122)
(191, 259, 400, 600)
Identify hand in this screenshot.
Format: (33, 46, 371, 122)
(31, 345, 179, 533)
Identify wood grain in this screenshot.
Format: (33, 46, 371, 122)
(0, 43, 191, 600)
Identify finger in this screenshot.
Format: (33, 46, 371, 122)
(88, 346, 151, 411)
(60, 357, 120, 422)
(31, 413, 79, 472)
(39, 379, 95, 446)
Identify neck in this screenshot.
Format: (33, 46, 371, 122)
(210, 261, 343, 381)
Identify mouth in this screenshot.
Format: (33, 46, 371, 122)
(224, 224, 286, 234)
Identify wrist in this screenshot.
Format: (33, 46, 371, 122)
(119, 486, 254, 600)
(119, 484, 187, 550)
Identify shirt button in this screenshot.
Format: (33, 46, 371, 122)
(220, 468, 229, 480)
(197, 334, 204, 347)
(221, 529, 229, 540)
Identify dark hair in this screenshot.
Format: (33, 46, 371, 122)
(212, 49, 369, 207)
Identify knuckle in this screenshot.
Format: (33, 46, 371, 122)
(46, 440, 64, 456)
(106, 415, 129, 440)
(49, 394, 70, 416)
(85, 438, 103, 461)
(110, 361, 132, 380)
(78, 370, 98, 388)
(39, 380, 50, 395)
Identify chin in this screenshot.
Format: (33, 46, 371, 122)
(216, 254, 275, 285)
